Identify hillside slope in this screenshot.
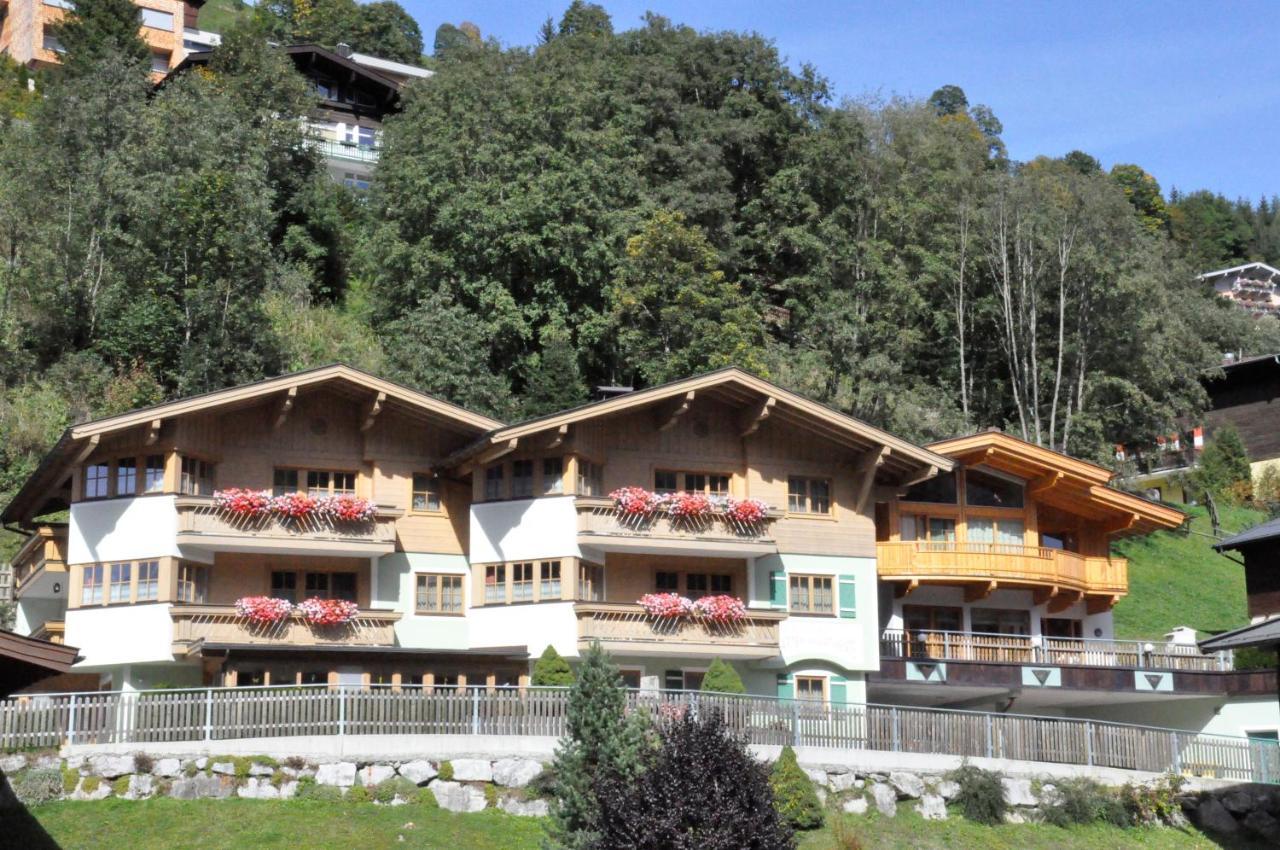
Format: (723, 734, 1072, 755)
(197, 0, 251, 33)
(1112, 503, 1264, 639)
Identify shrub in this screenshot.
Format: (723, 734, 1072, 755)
(526, 765, 557, 800)
(183, 763, 199, 778)
(532, 645, 575, 687)
(80, 775, 101, 795)
(372, 777, 418, 803)
(61, 767, 79, 794)
(596, 709, 795, 849)
(946, 763, 1005, 825)
(132, 753, 154, 774)
(830, 815, 864, 850)
(1040, 777, 1127, 827)
(769, 745, 823, 830)
(700, 659, 745, 695)
(270, 770, 286, 788)
(346, 785, 371, 803)
(437, 760, 454, 781)
(484, 783, 499, 807)
(1120, 775, 1185, 826)
(284, 756, 307, 771)
(295, 776, 342, 802)
(111, 776, 131, 796)
(13, 769, 64, 805)
(413, 786, 438, 807)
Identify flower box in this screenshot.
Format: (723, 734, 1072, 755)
(297, 597, 359, 626)
(234, 596, 294, 624)
(638, 592, 694, 618)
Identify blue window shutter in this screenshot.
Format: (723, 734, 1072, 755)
(776, 674, 794, 701)
(829, 674, 847, 705)
(769, 571, 787, 608)
(838, 574, 857, 618)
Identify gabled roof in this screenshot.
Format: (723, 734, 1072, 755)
(1214, 516, 1280, 552)
(927, 430, 1186, 536)
(442, 367, 955, 481)
(1198, 262, 1280, 281)
(1199, 617, 1280, 652)
(0, 631, 80, 698)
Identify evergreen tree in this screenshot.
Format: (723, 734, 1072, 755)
(521, 318, 588, 418)
(50, 0, 150, 72)
(700, 659, 745, 694)
(1189, 425, 1253, 503)
(768, 746, 823, 830)
(531, 645, 574, 687)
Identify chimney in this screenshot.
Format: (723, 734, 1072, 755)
(335, 42, 353, 58)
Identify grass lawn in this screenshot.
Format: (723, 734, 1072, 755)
(1111, 503, 1264, 639)
(197, 0, 252, 33)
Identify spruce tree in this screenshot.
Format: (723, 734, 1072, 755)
(50, 0, 150, 73)
(769, 746, 823, 830)
(521, 318, 588, 418)
(700, 658, 745, 694)
(531, 645, 574, 687)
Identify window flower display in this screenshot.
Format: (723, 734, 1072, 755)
(320, 494, 377, 522)
(691, 594, 747, 623)
(725, 497, 770, 524)
(611, 486, 664, 515)
(638, 592, 694, 618)
(270, 492, 319, 518)
(234, 596, 294, 624)
(668, 491, 711, 519)
(297, 597, 359, 626)
(213, 488, 273, 516)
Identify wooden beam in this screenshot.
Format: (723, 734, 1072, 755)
(1032, 585, 1059, 606)
(655, 391, 695, 432)
(145, 419, 162, 446)
(361, 391, 386, 432)
(893, 579, 919, 599)
(852, 447, 890, 513)
(1047, 590, 1083, 614)
(1100, 512, 1140, 536)
(897, 464, 938, 491)
(458, 438, 519, 476)
(1085, 594, 1120, 615)
(1028, 471, 1064, 496)
(738, 396, 776, 437)
(546, 424, 569, 450)
(71, 435, 100, 466)
(273, 386, 298, 431)
(965, 580, 997, 603)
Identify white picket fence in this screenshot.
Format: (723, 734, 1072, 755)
(2, 685, 1277, 784)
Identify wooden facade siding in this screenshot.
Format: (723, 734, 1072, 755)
(877, 542, 1127, 596)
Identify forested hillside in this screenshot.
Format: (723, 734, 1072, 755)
(2, 0, 1279, 529)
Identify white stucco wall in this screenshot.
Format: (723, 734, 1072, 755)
(758, 554, 879, 672)
(65, 604, 176, 668)
(467, 602, 579, 659)
(376, 552, 470, 650)
(16, 597, 65, 636)
(69, 496, 180, 564)
(1075, 696, 1280, 739)
(469, 497, 580, 564)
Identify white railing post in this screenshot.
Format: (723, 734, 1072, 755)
(66, 693, 77, 747)
(203, 689, 213, 741)
(790, 699, 800, 747)
(1170, 732, 1182, 774)
(471, 687, 480, 735)
(890, 707, 900, 752)
(984, 713, 993, 758)
(1085, 721, 1094, 766)
(337, 688, 346, 738)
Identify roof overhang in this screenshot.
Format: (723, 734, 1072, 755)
(1199, 618, 1280, 653)
(0, 631, 81, 698)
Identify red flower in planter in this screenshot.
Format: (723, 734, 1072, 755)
(638, 593, 694, 618)
(611, 487, 662, 515)
(320, 494, 377, 522)
(213, 489, 273, 516)
(234, 596, 294, 624)
(271, 492, 318, 518)
(691, 594, 747, 623)
(725, 498, 769, 524)
(297, 597, 359, 626)
(668, 491, 711, 519)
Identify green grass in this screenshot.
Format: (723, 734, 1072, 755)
(1111, 503, 1265, 639)
(197, 0, 252, 34)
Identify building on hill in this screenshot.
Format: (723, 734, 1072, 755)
(0, 0, 208, 78)
(172, 42, 431, 190)
(1201, 262, 1280, 319)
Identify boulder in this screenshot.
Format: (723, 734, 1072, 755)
(871, 783, 897, 817)
(90, 754, 136, 779)
(828, 773, 861, 793)
(315, 762, 357, 787)
(124, 775, 155, 800)
(210, 762, 237, 777)
(499, 796, 550, 817)
(803, 767, 828, 785)
(72, 779, 111, 801)
(492, 759, 543, 788)
(1001, 777, 1037, 807)
(64, 755, 87, 771)
(153, 758, 183, 778)
(917, 794, 947, 821)
(169, 774, 234, 800)
(278, 781, 298, 799)
(934, 780, 960, 801)
(398, 760, 437, 785)
(1195, 797, 1239, 836)
(194, 758, 208, 770)
(449, 759, 493, 783)
(1222, 789, 1254, 815)
(842, 797, 869, 816)
(1243, 809, 1280, 843)
(889, 771, 924, 799)
(1003, 811, 1026, 825)
(1038, 783, 1061, 806)
(248, 763, 276, 778)
(237, 778, 281, 800)
(0, 755, 26, 774)
(431, 780, 487, 813)
(357, 764, 396, 786)
(34, 754, 61, 770)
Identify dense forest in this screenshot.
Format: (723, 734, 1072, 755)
(2, 0, 1280, 522)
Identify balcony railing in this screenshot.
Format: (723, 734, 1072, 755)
(575, 602, 784, 658)
(312, 139, 379, 164)
(880, 629, 1233, 672)
(12, 525, 68, 593)
(171, 604, 401, 656)
(174, 496, 400, 554)
(575, 496, 780, 549)
(876, 541, 1127, 595)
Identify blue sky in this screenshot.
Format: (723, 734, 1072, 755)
(399, 0, 1280, 201)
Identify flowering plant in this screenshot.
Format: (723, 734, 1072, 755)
(611, 487, 664, 515)
(213, 488, 273, 516)
(234, 596, 294, 624)
(270, 492, 318, 518)
(297, 597, 359, 626)
(668, 491, 711, 519)
(320, 494, 377, 522)
(638, 592, 694, 618)
(691, 594, 747, 623)
(725, 497, 770, 524)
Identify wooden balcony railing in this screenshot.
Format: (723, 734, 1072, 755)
(174, 496, 400, 554)
(575, 497, 780, 549)
(575, 602, 784, 658)
(876, 541, 1127, 595)
(170, 604, 401, 656)
(880, 629, 1233, 672)
(12, 525, 68, 593)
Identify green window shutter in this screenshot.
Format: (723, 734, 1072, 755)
(829, 675, 847, 705)
(838, 574, 857, 619)
(769, 571, 787, 608)
(776, 674, 794, 701)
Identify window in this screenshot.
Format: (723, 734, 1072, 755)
(663, 670, 684, 690)
(43, 34, 65, 53)
(109, 562, 132, 603)
(484, 465, 504, 500)
(82, 565, 103, 605)
(331, 572, 357, 602)
(619, 669, 643, 689)
(710, 574, 732, 594)
(412, 474, 441, 512)
(902, 472, 958, 504)
(116, 459, 137, 496)
(150, 52, 170, 74)
(788, 476, 831, 514)
(967, 518, 1025, 548)
(511, 562, 534, 602)
(84, 463, 110, 499)
(964, 469, 1024, 509)
(512, 460, 534, 499)
(655, 470, 729, 495)
(271, 570, 297, 603)
(415, 574, 463, 614)
(789, 574, 833, 614)
(901, 514, 956, 543)
(44, 0, 75, 9)
(655, 571, 679, 592)
(273, 468, 299, 496)
(971, 608, 1031, 636)
(539, 561, 561, 599)
(654, 470, 678, 494)
(140, 8, 174, 30)
(485, 565, 506, 604)
(342, 124, 377, 148)
(342, 173, 371, 192)
(306, 470, 355, 497)
(177, 563, 208, 603)
(796, 676, 826, 703)
(305, 572, 330, 597)
(578, 562, 603, 601)
(137, 560, 159, 602)
(682, 670, 706, 690)
(902, 604, 963, 633)
(314, 78, 339, 100)
(542, 458, 564, 494)
(687, 573, 708, 599)
(1043, 617, 1083, 639)
(180, 457, 215, 496)
(144, 455, 165, 493)
(687, 573, 732, 599)
(576, 460, 604, 496)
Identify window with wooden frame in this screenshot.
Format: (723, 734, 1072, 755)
(485, 564, 506, 603)
(411, 474, 442, 512)
(542, 457, 565, 495)
(116, 458, 137, 496)
(539, 561, 561, 599)
(511, 562, 534, 602)
(415, 573, 463, 614)
(81, 564, 104, 605)
(512, 460, 534, 499)
(789, 574, 834, 614)
(900, 513, 957, 544)
(787, 476, 831, 515)
(578, 562, 603, 601)
(576, 459, 604, 496)
(655, 571, 679, 592)
(84, 463, 110, 499)
(795, 675, 826, 703)
(177, 563, 208, 603)
(108, 562, 131, 603)
(484, 465, 505, 501)
(619, 668, 643, 689)
(271, 570, 297, 602)
(654, 470, 730, 495)
(180, 457, 215, 496)
(137, 560, 160, 602)
(144, 455, 165, 493)
(306, 470, 355, 497)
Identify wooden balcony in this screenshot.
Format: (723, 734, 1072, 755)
(12, 525, 68, 595)
(880, 629, 1232, 672)
(876, 541, 1127, 606)
(31, 621, 66, 645)
(174, 496, 401, 556)
(575, 497, 780, 555)
(575, 602, 784, 659)
(170, 604, 401, 657)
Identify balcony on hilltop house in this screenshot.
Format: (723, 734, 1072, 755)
(575, 495, 781, 556)
(12, 524, 68, 598)
(170, 605, 401, 658)
(174, 495, 401, 557)
(575, 602, 784, 660)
